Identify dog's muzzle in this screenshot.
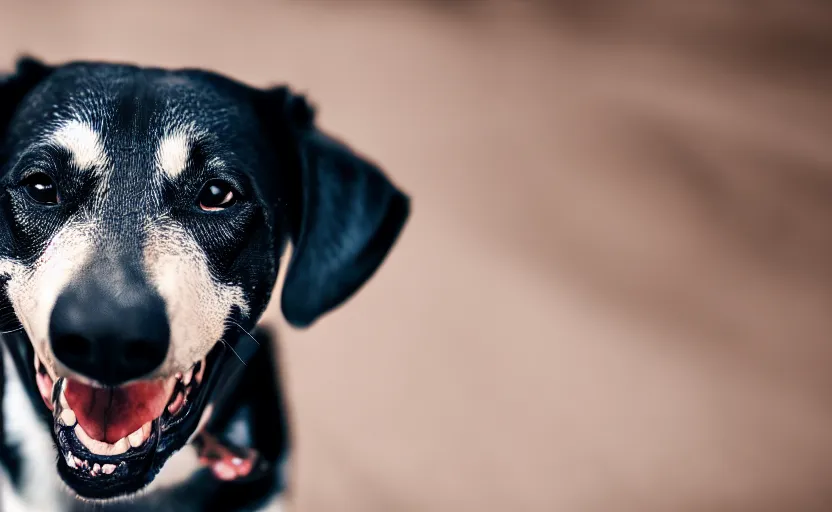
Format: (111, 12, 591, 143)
(48, 257, 170, 386)
(28, 253, 223, 499)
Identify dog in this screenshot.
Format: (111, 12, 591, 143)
(0, 56, 410, 511)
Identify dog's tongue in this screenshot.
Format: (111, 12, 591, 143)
(64, 379, 172, 444)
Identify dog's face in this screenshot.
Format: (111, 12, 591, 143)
(0, 58, 408, 500)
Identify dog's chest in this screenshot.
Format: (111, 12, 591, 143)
(1, 345, 70, 512)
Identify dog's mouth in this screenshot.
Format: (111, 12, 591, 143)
(33, 345, 222, 499)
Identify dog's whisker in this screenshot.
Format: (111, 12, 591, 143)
(226, 320, 260, 346)
(221, 339, 247, 366)
(0, 326, 24, 335)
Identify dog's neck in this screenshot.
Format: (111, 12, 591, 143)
(1, 343, 70, 511)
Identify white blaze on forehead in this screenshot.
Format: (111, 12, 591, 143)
(2, 221, 97, 375)
(51, 120, 108, 170)
(156, 129, 194, 179)
(144, 221, 249, 372)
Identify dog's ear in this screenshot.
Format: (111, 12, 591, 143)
(262, 88, 410, 328)
(1, 57, 52, 150)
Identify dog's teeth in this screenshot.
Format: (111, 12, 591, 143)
(51, 378, 62, 407)
(74, 424, 130, 456)
(128, 420, 153, 448)
(113, 436, 130, 454)
(60, 408, 77, 427)
(65, 452, 77, 469)
(102, 463, 116, 475)
(59, 382, 69, 409)
(93, 463, 101, 473)
(128, 427, 143, 448)
(182, 367, 194, 386)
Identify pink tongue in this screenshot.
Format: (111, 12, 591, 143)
(64, 379, 170, 444)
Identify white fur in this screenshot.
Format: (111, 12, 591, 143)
(3, 221, 97, 375)
(51, 120, 108, 171)
(143, 221, 249, 373)
(2, 214, 249, 378)
(0, 121, 109, 373)
(1, 346, 69, 511)
(156, 131, 191, 179)
(156, 126, 205, 180)
(0, 222, 94, 378)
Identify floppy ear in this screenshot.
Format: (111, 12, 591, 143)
(267, 89, 411, 328)
(1, 57, 52, 156)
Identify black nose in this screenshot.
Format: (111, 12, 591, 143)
(49, 278, 170, 386)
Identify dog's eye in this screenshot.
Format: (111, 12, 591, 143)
(197, 179, 238, 211)
(21, 173, 60, 205)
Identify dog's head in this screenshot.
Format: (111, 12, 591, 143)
(0, 57, 409, 500)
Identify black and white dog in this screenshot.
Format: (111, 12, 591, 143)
(0, 57, 410, 511)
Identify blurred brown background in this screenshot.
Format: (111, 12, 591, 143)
(2, 1, 832, 511)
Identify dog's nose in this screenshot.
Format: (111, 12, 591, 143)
(49, 280, 170, 386)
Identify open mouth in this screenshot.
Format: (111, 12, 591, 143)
(33, 346, 221, 499)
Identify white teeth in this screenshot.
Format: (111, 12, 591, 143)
(65, 451, 117, 475)
(74, 424, 130, 456)
(59, 381, 69, 409)
(56, 381, 76, 426)
(182, 367, 194, 386)
(111, 436, 130, 455)
(128, 428, 144, 448)
(60, 408, 77, 427)
(128, 420, 153, 448)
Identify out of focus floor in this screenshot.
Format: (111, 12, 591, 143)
(2, 1, 832, 511)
